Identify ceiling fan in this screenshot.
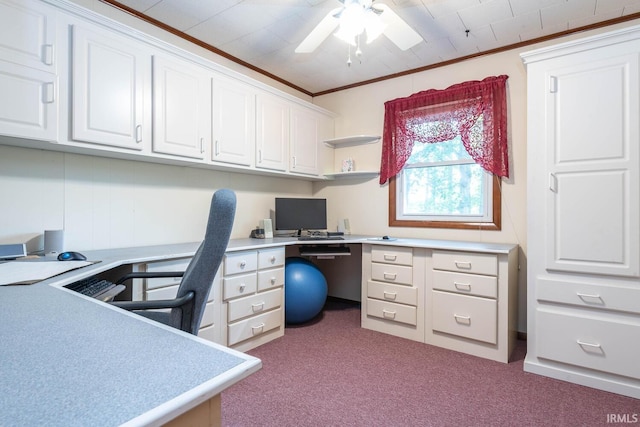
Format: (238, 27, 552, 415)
(295, 0, 423, 54)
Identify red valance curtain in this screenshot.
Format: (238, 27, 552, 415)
(379, 75, 509, 185)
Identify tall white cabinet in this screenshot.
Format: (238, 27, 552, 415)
(522, 26, 640, 399)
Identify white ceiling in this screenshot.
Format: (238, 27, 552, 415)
(109, 0, 640, 95)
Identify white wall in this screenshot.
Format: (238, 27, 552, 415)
(0, 145, 311, 252)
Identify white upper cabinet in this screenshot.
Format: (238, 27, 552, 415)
(0, 0, 55, 72)
(211, 75, 255, 166)
(0, 0, 57, 141)
(255, 92, 289, 172)
(289, 105, 320, 176)
(71, 25, 151, 151)
(152, 54, 211, 159)
(543, 51, 639, 278)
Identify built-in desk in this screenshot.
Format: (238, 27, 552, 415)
(0, 236, 518, 426)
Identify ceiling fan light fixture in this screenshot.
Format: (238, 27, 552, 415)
(364, 10, 386, 43)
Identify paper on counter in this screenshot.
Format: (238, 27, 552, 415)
(0, 260, 93, 286)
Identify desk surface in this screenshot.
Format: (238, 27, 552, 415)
(0, 236, 516, 426)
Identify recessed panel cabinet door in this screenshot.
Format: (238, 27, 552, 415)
(545, 53, 640, 277)
(211, 76, 255, 166)
(255, 92, 289, 172)
(289, 106, 319, 176)
(152, 55, 210, 159)
(71, 25, 151, 150)
(0, 0, 56, 73)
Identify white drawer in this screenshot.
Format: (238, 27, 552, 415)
(228, 308, 282, 346)
(145, 258, 191, 290)
(258, 247, 285, 269)
(224, 251, 258, 275)
(200, 301, 216, 328)
(371, 263, 413, 285)
(537, 277, 640, 315)
(432, 250, 497, 276)
(227, 288, 283, 322)
(433, 270, 497, 299)
(146, 285, 178, 300)
(371, 245, 413, 266)
(257, 267, 284, 292)
(223, 272, 257, 301)
(367, 280, 418, 306)
(366, 298, 417, 326)
(432, 290, 497, 344)
(198, 323, 216, 342)
(537, 309, 640, 380)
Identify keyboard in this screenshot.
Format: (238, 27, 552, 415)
(298, 236, 344, 241)
(65, 276, 125, 302)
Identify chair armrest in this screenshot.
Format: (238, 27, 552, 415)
(111, 291, 194, 311)
(116, 271, 185, 285)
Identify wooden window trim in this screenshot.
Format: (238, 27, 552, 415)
(388, 175, 502, 230)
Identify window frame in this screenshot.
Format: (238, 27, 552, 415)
(388, 173, 502, 230)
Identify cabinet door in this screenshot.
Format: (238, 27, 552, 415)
(545, 52, 640, 277)
(0, 59, 57, 141)
(152, 54, 210, 159)
(0, 0, 55, 72)
(211, 75, 255, 166)
(71, 25, 151, 150)
(289, 105, 319, 175)
(255, 92, 289, 172)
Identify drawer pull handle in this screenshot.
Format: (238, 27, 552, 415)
(270, 277, 276, 285)
(384, 254, 397, 261)
(454, 314, 471, 325)
(454, 261, 472, 270)
(383, 272, 397, 280)
(240, 261, 247, 268)
(270, 256, 276, 263)
(576, 292, 604, 304)
(383, 291, 397, 300)
(454, 282, 471, 291)
(252, 302, 265, 312)
(577, 340, 604, 354)
(382, 309, 396, 319)
(239, 284, 246, 293)
(251, 323, 265, 335)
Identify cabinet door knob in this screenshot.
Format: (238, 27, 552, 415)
(382, 309, 396, 319)
(383, 272, 397, 280)
(383, 291, 397, 300)
(454, 282, 471, 291)
(454, 314, 471, 325)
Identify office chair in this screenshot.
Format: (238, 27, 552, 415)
(111, 189, 236, 335)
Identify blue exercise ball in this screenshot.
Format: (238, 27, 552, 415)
(285, 257, 328, 324)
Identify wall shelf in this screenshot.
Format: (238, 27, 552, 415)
(324, 135, 380, 148)
(324, 171, 379, 180)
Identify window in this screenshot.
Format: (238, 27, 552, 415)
(380, 76, 509, 230)
(390, 135, 501, 230)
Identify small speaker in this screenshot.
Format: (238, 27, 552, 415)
(260, 218, 273, 239)
(44, 229, 64, 254)
(338, 218, 351, 235)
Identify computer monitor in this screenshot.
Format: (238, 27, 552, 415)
(275, 198, 327, 236)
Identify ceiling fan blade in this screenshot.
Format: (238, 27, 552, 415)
(295, 8, 342, 53)
(374, 3, 423, 50)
